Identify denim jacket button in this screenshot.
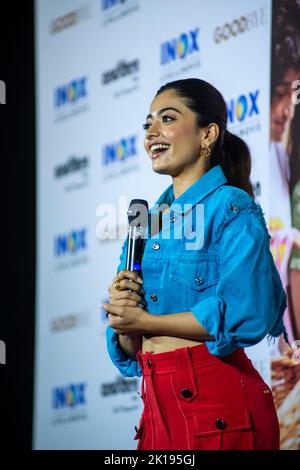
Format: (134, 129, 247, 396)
(230, 204, 238, 212)
(152, 242, 160, 250)
(195, 276, 204, 285)
(150, 293, 158, 301)
(170, 215, 177, 222)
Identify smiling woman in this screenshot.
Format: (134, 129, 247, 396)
(143, 91, 217, 184)
(105, 78, 289, 450)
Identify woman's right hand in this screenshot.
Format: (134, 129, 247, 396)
(108, 269, 146, 308)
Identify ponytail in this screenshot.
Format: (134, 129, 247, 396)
(156, 79, 255, 198)
(212, 130, 254, 199)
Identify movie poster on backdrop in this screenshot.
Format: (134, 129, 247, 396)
(269, 0, 300, 450)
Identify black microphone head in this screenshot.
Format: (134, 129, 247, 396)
(126, 199, 149, 271)
(128, 199, 148, 209)
(127, 199, 148, 227)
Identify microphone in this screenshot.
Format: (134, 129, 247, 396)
(119, 199, 148, 339)
(126, 199, 148, 275)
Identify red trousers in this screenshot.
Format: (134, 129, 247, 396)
(134, 344, 279, 450)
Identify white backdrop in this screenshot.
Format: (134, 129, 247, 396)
(34, 0, 272, 449)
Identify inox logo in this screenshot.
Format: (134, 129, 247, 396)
(160, 28, 200, 65)
(54, 228, 87, 256)
(54, 77, 87, 108)
(226, 90, 260, 123)
(52, 383, 87, 409)
(102, 135, 137, 165)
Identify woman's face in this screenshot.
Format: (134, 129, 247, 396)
(143, 89, 204, 177)
(270, 67, 299, 142)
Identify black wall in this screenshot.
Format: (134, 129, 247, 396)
(0, 1, 35, 449)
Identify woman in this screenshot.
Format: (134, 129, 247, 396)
(104, 78, 289, 450)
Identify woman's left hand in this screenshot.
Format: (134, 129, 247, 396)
(103, 302, 149, 336)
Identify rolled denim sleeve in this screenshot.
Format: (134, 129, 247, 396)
(106, 326, 142, 377)
(105, 236, 142, 377)
(190, 215, 288, 356)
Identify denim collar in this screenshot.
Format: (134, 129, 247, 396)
(150, 165, 228, 215)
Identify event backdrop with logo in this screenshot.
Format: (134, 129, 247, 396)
(34, 0, 300, 449)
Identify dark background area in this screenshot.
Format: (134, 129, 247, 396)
(0, 1, 35, 448)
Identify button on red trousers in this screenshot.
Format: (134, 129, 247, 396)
(134, 344, 279, 450)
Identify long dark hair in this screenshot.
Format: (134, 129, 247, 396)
(156, 78, 254, 198)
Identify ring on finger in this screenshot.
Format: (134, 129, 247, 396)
(114, 278, 122, 291)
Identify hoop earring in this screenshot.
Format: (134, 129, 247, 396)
(199, 146, 211, 158)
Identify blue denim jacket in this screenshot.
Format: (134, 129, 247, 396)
(106, 165, 288, 377)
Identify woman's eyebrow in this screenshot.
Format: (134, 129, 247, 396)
(146, 107, 182, 120)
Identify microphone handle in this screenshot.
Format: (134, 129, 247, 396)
(126, 226, 144, 273)
(120, 228, 144, 337)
